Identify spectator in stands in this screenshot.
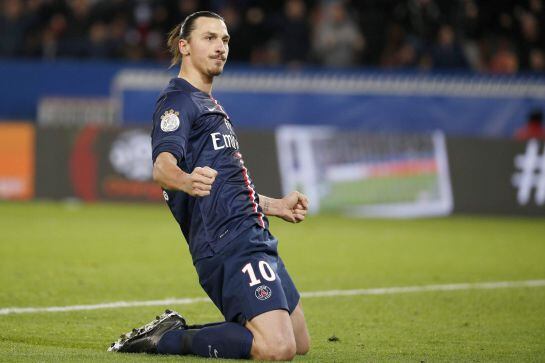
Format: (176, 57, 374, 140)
(488, 38, 519, 74)
(517, 11, 543, 71)
(87, 22, 112, 58)
(380, 24, 423, 69)
(218, 4, 245, 62)
(515, 109, 545, 141)
(430, 24, 469, 69)
(108, 15, 130, 59)
(61, 0, 92, 57)
(279, 0, 310, 67)
(312, 1, 365, 67)
(400, 0, 441, 44)
(456, 0, 483, 71)
(241, 6, 278, 65)
(1, 0, 544, 73)
(40, 12, 68, 59)
(529, 49, 545, 72)
(0, 0, 27, 56)
(352, 1, 388, 65)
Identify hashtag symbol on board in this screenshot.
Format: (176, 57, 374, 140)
(511, 140, 545, 206)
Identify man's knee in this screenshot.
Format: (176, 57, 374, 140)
(247, 309, 297, 360)
(296, 335, 310, 355)
(253, 336, 297, 361)
(290, 303, 311, 355)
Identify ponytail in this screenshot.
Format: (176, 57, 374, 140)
(167, 23, 183, 68)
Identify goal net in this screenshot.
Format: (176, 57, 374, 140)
(276, 126, 453, 218)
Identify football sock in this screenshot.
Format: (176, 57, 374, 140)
(157, 322, 253, 359)
(186, 321, 225, 329)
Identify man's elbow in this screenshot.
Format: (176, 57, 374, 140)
(152, 154, 184, 191)
(152, 163, 167, 188)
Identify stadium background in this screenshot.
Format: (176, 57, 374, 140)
(1, 0, 544, 361)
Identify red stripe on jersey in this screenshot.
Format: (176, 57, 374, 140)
(241, 165, 265, 228)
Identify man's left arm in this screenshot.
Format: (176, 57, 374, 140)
(258, 191, 309, 223)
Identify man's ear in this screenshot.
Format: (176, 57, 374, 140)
(179, 39, 190, 56)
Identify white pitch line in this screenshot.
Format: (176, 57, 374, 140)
(1, 279, 544, 316)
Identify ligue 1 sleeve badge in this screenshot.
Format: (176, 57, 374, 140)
(160, 109, 180, 132)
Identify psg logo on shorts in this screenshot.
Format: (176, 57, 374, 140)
(255, 285, 272, 301)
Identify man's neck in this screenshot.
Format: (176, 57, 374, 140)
(178, 67, 213, 95)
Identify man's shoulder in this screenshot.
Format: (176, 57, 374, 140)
(157, 87, 194, 107)
(154, 87, 200, 121)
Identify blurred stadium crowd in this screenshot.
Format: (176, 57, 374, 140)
(0, 0, 544, 73)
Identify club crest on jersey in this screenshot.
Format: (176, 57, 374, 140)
(160, 109, 180, 132)
(255, 285, 272, 301)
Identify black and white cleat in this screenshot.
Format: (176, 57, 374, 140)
(108, 309, 187, 354)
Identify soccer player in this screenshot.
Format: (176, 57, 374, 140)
(108, 11, 310, 361)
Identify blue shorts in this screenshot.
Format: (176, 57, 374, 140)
(194, 226, 300, 325)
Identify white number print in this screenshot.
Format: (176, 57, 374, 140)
(258, 261, 276, 281)
(241, 261, 277, 286)
(241, 263, 261, 287)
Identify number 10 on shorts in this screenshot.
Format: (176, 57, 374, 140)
(241, 261, 276, 286)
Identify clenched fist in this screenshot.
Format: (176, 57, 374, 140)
(183, 166, 218, 197)
(279, 191, 309, 223)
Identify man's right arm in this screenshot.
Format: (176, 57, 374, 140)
(153, 152, 217, 197)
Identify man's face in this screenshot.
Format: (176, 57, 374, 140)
(183, 17, 230, 78)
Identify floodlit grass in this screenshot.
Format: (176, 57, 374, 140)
(1, 201, 544, 362)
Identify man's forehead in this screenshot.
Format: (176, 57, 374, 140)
(193, 17, 229, 36)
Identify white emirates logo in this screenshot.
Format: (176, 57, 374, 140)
(511, 140, 545, 206)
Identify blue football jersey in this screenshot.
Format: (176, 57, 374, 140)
(151, 77, 268, 262)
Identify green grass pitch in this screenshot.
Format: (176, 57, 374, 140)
(1, 201, 544, 362)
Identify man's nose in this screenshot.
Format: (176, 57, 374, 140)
(216, 40, 226, 54)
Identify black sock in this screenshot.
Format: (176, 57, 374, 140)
(186, 321, 224, 329)
(157, 322, 253, 359)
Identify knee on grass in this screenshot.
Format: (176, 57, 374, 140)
(296, 337, 310, 355)
(252, 337, 297, 361)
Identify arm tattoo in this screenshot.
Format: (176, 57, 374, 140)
(262, 197, 270, 213)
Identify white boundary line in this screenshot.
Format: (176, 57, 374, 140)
(1, 280, 544, 316)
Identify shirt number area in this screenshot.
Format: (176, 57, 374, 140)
(241, 261, 276, 286)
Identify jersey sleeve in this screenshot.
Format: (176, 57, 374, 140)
(151, 92, 197, 163)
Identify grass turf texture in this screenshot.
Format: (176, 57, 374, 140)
(1, 201, 544, 362)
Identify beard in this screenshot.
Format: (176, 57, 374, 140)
(208, 65, 224, 77)
(205, 54, 227, 77)
(207, 59, 225, 77)
(191, 56, 226, 79)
